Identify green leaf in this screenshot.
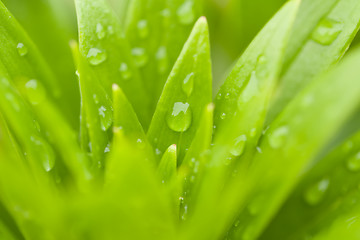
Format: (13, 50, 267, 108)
(75, 0, 151, 128)
(124, 0, 203, 110)
(260, 130, 360, 239)
(267, 0, 360, 123)
(157, 144, 177, 184)
(0, 74, 55, 182)
(184, 2, 300, 236)
(0, 2, 59, 102)
(213, 0, 299, 171)
(147, 17, 212, 163)
(104, 128, 176, 239)
(0, 111, 59, 240)
(224, 46, 360, 240)
(178, 103, 214, 220)
(112, 83, 155, 162)
(70, 40, 109, 172)
(2, 0, 79, 127)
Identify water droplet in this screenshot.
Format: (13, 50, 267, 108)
(160, 9, 171, 28)
(155, 46, 168, 74)
(131, 48, 148, 67)
(25, 79, 46, 105)
(98, 106, 113, 131)
(220, 112, 226, 120)
(177, 1, 195, 25)
(30, 135, 55, 172)
(224, 92, 230, 100)
(238, 71, 259, 107)
(5, 93, 20, 112)
(166, 102, 192, 132)
(230, 135, 247, 157)
(17, 43, 28, 56)
(256, 146, 262, 154)
(96, 23, 106, 40)
(304, 178, 330, 206)
(119, 63, 132, 80)
(268, 126, 289, 149)
(104, 143, 110, 153)
(311, 18, 342, 45)
(182, 73, 194, 97)
(347, 152, 360, 172)
(250, 128, 257, 138)
(93, 94, 99, 104)
(107, 25, 114, 35)
(87, 48, 107, 66)
(137, 20, 149, 39)
(155, 148, 162, 155)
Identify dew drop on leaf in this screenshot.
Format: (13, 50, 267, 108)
(177, 1, 195, 25)
(166, 102, 192, 132)
(87, 48, 107, 66)
(5, 93, 20, 112)
(119, 62, 132, 80)
(304, 178, 330, 206)
(25, 79, 46, 105)
(30, 135, 55, 172)
(137, 20, 149, 39)
(96, 23, 106, 40)
(346, 152, 360, 172)
(131, 48, 148, 67)
(230, 135, 247, 157)
(182, 72, 194, 97)
(155, 46, 168, 74)
(17, 43, 28, 56)
(311, 18, 343, 45)
(98, 105, 113, 131)
(268, 126, 289, 149)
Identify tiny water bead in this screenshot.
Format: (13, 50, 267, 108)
(5, 93, 20, 112)
(166, 102, 192, 132)
(230, 135, 247, 157)
(96, 23, 106, 40)
(98, 106, 113, 131)
(25, 79, 46, 105)
(107, 25, 114, 35)
(182, 73, 194, 97)
(155, 46, 168, 74)
(131, 48, 148, 67)
(137, 20, 149, 39)
(87, 48, 107, 66)
(119, 63, 132, 80)
(237, 71, 259, 107)
(346, 152, 360, 172)
(304, 178, 330, 206)
(311, 18, 343, 45)
(177, 1, 195, 25)
(220, 112, 226, 120)
(17, 43, 28, 56)
(268, 126, 289, 149)
(30, 135, 55, 172)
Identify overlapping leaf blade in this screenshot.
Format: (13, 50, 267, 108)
(267, 0, 360, 123)
(75, 0, 151, 128)
(124, 0, 203, 111)
(261, 130, 360, 239)
(224, 46, 360, 240)
(182, 1, 300, 239)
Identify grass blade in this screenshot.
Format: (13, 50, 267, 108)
(147, 17, 212, 163)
